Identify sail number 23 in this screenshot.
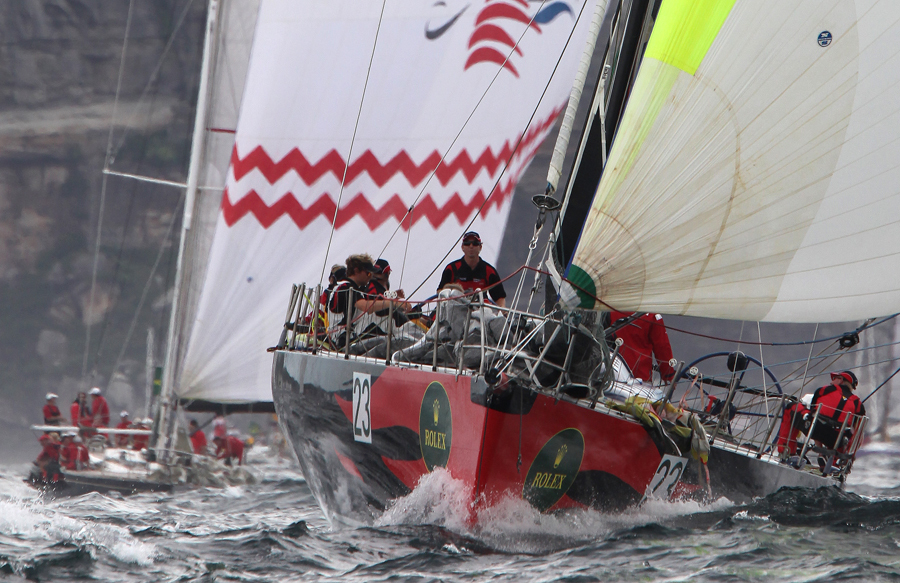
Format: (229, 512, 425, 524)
(352, 373, 372, 444)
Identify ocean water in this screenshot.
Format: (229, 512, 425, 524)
(2, 447, 900, 582)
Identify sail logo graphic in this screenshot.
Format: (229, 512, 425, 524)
(817, 31, 832, 47)
(522, 428, 584, 512)
(426, 0, 573, 77)
(419, 382, 452, 471)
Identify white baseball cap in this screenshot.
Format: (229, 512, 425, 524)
(90, 387, 101, 395)
(120, 410, 129, 418)
(45, 392, 58, 400)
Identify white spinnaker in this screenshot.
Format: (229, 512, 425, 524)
(178, 0, 598, 403)
(568, 0, 900, 323)
(169, 0, 261, 401)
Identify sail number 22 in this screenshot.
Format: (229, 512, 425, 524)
(352, 372, 372, 443)
(644, 454, 686, 501)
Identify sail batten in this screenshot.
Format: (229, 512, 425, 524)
(567, 0, 900, 323)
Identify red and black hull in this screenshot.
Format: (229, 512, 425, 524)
(272, 350, 679, 524)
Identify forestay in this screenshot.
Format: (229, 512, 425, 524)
(180, 0, 600, 403)
(566, 0, 900, 323)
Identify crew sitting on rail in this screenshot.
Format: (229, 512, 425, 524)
(776, 394, 811, 457)
(808, 370, 865, 452)
(328, 253, 409, 347)
(60, 431, 90, 471)
(357, 258, 410, 336)
(43, 393, 64, 426)
(305, 264, 344, 331)
(115, 411, 132, 447)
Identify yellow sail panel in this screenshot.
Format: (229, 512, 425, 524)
(569, 0, 900, 323)
(645, 0, 737, 75)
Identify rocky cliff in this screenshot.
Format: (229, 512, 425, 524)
(0, 0, 206, 430)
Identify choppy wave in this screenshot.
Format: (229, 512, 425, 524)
(3, 453, 900, 581)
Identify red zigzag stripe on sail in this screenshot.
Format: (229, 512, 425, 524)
(221, 180, 517, 230)
(228, 107, 561, 187)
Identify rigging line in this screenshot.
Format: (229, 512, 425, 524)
(666, 314, 899, 347)
(83, 0, 137, 382)
(522, 261, 900, 348)
(106, 190, 188, 392)
(109, 0, 199, 162)
(379, 0, 575, 268)
(319, 0, 388, 288)
(402, 0, 590, 300)
(377, 0, 554, 260)
(91, 85, 182, 377)
(90, 174, 139, 374)
(398, 208, 413, 290)
(861, 365, 900, 405)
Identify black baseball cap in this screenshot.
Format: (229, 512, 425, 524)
(462, 231, 481, 244)
(374, 258, 391, 275)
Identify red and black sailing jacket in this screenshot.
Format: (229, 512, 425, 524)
(811, 385, 865, 425)
(437, 258, 506, 303)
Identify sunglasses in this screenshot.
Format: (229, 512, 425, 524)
(462, 241, 481, 246)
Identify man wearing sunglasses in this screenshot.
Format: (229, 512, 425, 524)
(808, 370, 866, 454)
(437, 231, 506, 307)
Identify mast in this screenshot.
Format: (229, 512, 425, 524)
(545, 0, 613, 196)
(554, 0, 656, 269)
(152, 0, 222, 457)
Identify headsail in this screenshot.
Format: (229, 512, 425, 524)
(566, 0, 900, 323)
(177, 0, 601, 403)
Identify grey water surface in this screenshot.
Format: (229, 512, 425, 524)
(2, 445, 900, 582)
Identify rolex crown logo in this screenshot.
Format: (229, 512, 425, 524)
(553, 444, 568, 469)
(433, 399, 440, 425)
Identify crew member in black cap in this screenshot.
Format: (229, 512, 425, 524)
(438, 231, 506, 307)
(367, 258, 404, 299)
(329, 253, 408, 346)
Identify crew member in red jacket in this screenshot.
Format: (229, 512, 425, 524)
(59, 432, 89, 470)
(35, 433, 61, 480)
(132, 418, 150, 451)
(70, 392, 92, 428)
(189, 419, 208, 455)
(213, 434, 245, 466)
(43, 393, 64, 426)
(809, 370, 866, 450)
(610, 311, 676, 383)
(115, 411, 132, 447)
(776, 396, 810, 456)
(89, 387, 110, 427)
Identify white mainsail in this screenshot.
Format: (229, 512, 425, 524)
(177, 0, 602, 403)
(162, 0, 261, 406)
(566, 0, 900, 323)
